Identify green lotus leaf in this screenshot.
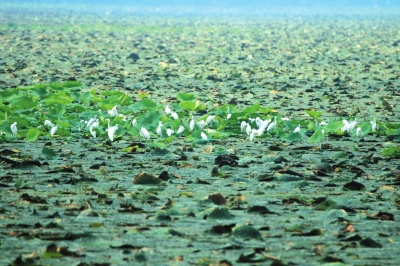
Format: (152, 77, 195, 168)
(26, 128, 40, 141)
(309, 129, 324, 143)
(177, 92, 196, 101)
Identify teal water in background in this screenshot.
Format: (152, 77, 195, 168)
(1, 0, 398, 8)
(1, 0, 399, 18)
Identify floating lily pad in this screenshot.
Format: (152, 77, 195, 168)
(360, 238, 383, 248)
(207, 207, 233, 220)
(343, 181, 366, 191)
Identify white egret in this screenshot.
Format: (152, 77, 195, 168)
(50, 126, 58, 136)
(201, 132, 208, 141)
(257, 119, 270, 136)
(118, 114, 127, 121)
(255, 117, 262, 128)
(44, 120, 55, 128)
(197, 120, 206, 129)
(10, 122, 17, 138)
(156, 122, 163, 138)
(165, 104, 171, 114)
(246, 123, 252, 136)
(356, 127, 362, 137)
(171, 112, 179, 120)
(267, 116, 277, 132)
(92, 119, 99, 128)
(341, 119, 357, 134)
(108, 106, 118, 117)
(166, 128, 174, 137)
(89, 120, 99, 138)
(177, 125, 185, 134)
(371, 119, 377, 131)
(86, 116, 97, 128)
(240, 121, 247, 133)
(190, 117, 195, 131)
(319, 121, 328, 126)
(140, 127, 150, 139)
(206, 115, 214, 126)
(108, 124, 118, 142)
(249, 129, 257, 141)
(294, 124, 301, 133)
(132, 118, 137, 127)
(262, 119, 271, 128)
(341, 120, 349, 133)
(257, 125, 266, 136)
(348, 119, 357, 133)
(89, 126, 96, 138)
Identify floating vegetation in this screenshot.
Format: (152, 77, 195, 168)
(1, 4, 400, 266)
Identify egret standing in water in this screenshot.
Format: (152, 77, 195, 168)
(140, 127, 150, 140)
(170, 112, 179, 120)
(89, 119, 99, 138)
(166, 128, 174, 137)
(267, 116, 277, 132)
(197, 120, 206, 129)
(240, 121, 247, 133)
(177, 125, 185, 135)
(249, 129, 257, 142)
(201, 132, 208, 142)
(206, 115, 214, 128)
(190, 117, 195, 131)
(156, 121, 163, 138)
(165, 104, 171, 115)
(50, 125, 58, 136)
(108, 106, 118, 117)
(294, 124, 301, 133)
(356, 127, 363, 138)
(108, 124, 118, 142)
(10, 122, 17, 138)
(44, 120, 55, 128)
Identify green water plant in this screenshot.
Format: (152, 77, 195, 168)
(382, 146, 400, 158)
(0, 81, 393, 147)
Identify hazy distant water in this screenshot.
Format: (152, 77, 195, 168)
(2, 0, 399, 8)
(1, 0, 400, 18)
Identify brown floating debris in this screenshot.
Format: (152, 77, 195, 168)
(340, 224, 356, 233)
(172, 173, 183, 179)
(208, 193, 227, 205)
(196, 178, 211, 185)
(214, 154, 239, 167)
(158, 171, 171, 181)
(133, 172, 163, 185)
(21, 193, 47, 204)
(368, 211, 395, 221)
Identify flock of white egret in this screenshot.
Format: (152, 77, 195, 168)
(8, 103, 378, 144)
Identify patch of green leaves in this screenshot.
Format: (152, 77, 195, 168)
(284, 132, 303, 142)
(382, 146, 400, 158)
(308, 129, 324, 143)
(26, 128, 40, 141)
(177, 92, 196, 101)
